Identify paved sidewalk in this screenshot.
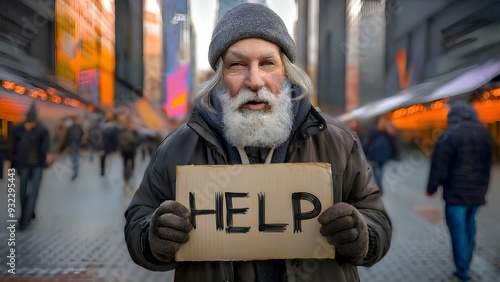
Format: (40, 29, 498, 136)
(0, 147, 499, 281)
(358, 146, 500, 282)
(1, 153, 173, 282)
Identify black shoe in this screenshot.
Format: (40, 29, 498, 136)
(71, 173, 78, 180)
(17, 222, 29, 231)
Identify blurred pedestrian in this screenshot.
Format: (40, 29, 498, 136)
(53, 119, 68, 155)
(426, 100, 492, 282)
(98, 111, 120, 176)
(118, 121, 138, 196)
(63, 115, 84, 180)
(146, 131, 162, 157)
(86, 118, 102, 162)
(124, 3, 391, 281)
(362, 116, 399, 193)
(137, 129, 157, 162)
(0, 132, 9, 179)
(9, 103, 53, 230)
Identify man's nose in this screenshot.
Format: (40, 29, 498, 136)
(244, 67, 265, 91)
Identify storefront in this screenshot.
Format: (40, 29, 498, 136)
(340, 0, 500, 162)
(339, 59, 500, 161)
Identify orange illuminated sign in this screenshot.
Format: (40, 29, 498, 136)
(55, 0, 115, 107)
(395, 48, 413, 89)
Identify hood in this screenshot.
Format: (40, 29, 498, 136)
(447, 100, 479, 125)
(25, 103, 38, 122)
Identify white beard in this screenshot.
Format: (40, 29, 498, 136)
(216, 81, 293, 148)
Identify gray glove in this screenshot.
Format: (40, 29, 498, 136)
(318, 203, 369, 262)
(148, 200, 193, 262)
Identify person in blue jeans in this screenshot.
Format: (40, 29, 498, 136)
(427, 100, 492, 281)
(64, 116, 84, 180)
(362, 116, 399, 194)
(9, 103, 53, 230)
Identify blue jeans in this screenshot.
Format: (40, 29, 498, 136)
(369, 161, 385, 193)
(445, 204, 478, 281)
(19, 166, 43, 229)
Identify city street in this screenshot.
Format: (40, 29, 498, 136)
(1, 144, 499, 281)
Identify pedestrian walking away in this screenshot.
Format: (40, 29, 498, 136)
(426, 100, 492, 282)
(118, 121, 138, 197)
(98, 111, 120, 176)
(62, 115, 85, 180)
(362, 116, 400, 194)
(8, 103, 53, 230)
(124, 3, 391, 282)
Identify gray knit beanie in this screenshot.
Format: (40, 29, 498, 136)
(208, 3, 296, 70)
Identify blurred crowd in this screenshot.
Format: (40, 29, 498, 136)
(0, 102, 165, 229)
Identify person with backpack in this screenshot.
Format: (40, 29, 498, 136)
(118, 122, 138, 196)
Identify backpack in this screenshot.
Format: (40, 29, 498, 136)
(119, 130, 137, 154)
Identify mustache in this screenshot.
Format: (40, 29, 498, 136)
(235, 87, 275, 107)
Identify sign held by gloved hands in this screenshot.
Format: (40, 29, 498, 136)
(175, 163, 335, 261)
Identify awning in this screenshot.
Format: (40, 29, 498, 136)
(0, 66, 101, 114)
(423, 59, 500, 102)
(338, 59, 500, 122)
(337, 82, 433, 122)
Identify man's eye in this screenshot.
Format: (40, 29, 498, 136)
(262, 61, 275, 66)
(230, 62, 243, 67)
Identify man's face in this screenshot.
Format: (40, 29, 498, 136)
(222, 38, 285, 99)
(216, 38, 293, 149)
(24, 121, 36, 131)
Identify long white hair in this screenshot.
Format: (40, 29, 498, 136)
(192, 53, 314, 111)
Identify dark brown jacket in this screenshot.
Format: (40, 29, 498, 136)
(125, 106, 392, 282)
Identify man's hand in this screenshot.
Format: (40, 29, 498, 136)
(148, 200, 193, 262)
(45, 153, 54, 166)
(318, 203, 369, 262)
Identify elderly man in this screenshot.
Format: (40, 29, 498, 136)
(125, 3, 391, 281)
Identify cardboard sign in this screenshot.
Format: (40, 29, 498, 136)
(175, 163, 335, 261)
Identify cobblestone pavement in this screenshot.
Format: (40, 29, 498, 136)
(1, 147, 499, 281)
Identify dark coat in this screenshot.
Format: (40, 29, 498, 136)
(427, 101, 492, 206)
(9, 122, 50, 168)
(124, 106, 392, 282)
(362, 127, 398, 164)
(59, 123, 84, 152)
(66, 123, 84, 145)
(118, 129, 138, 155)
(96, 120, 120, 153)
